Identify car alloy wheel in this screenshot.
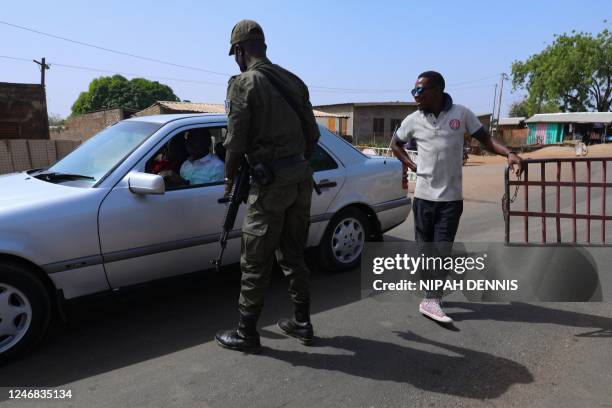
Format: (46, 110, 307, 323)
(319, 208, 370, 271)
(331, 217, 365, 265)
(0, 283, 33, 354)
(0, 262, 51, 363)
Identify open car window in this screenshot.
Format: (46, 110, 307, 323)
(145, 126, 227, 190)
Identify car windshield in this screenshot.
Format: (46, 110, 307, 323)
(46, 121, 161, 184)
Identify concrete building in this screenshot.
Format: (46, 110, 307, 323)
(524, 112, 612, 145)
(313, 102, 418, 145)
(0, 82, 49, 139)
(313, 110, 350, 139)
(50, 107, 137, 142)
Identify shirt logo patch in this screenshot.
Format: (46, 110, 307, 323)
(449, 119, 461, 130)
(224, 99, 231, 115)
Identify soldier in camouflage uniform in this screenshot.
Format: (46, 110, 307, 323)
(215, 20, 320, 353)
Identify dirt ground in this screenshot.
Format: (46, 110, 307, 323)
(470, 143, 612, 164)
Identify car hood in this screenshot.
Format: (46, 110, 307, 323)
(0, 172, 101, 212)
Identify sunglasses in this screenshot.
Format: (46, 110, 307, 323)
(411, 87, 431, 97)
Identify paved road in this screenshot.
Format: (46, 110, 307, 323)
(1, 163, 611, 408)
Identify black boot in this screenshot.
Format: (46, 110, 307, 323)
(278, 302, 314, 346)
(215, 313, 262, 353)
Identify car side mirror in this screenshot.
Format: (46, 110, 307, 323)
(128, 172, 165, 195)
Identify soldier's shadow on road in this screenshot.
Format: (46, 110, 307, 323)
(0, 263, 362, 389)
(263, 331, 533, 399)
(447, 302, 612, 338)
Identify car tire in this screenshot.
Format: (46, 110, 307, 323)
(318, 208, 369, 272)
(0, 262, 51, 364)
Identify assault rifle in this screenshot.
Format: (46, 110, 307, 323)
(211, 157, 250, 270)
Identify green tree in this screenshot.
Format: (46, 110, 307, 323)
(71, 75, 179, 115)
(48, 113, 66, 127)
(511, 26, 611, 112)
(508, 98, 560, 117)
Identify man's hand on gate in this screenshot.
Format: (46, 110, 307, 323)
(508, 152, 524, 177)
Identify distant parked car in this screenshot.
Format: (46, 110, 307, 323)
(0, 114, 410, 362)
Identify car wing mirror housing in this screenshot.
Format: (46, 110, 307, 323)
(128, 172, 165, 195)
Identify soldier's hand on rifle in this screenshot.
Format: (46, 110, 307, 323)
(508, 152, 524, 177)
(224, 177, 233, 196)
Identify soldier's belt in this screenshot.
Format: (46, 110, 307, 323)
(251, 154, 306, 187)
(267, 153, 306, 171)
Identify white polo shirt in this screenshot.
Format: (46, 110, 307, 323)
(180, 153, 225, 185)
(395, 95, 482, 201)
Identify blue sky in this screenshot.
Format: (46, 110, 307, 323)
(1, 1, 609, 117)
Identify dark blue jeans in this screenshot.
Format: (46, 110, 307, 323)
(413, 198, 463, 298)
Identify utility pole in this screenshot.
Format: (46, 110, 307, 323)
(33, 57, 51, 138)
(496, 73, 509, 134)
(33, 57, 50, 87)
(490, 83, 498, 134)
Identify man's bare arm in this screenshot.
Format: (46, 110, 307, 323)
(390, 136, 416, 172)
(472, 128, 524, 176)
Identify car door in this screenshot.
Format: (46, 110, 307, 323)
(97, 125, 242, 288)
(309, 143, 346, 244)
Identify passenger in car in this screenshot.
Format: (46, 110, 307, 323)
(151, 137, 186, 174)
(154, 136, 190, 188)
(180, 128, 225, 185)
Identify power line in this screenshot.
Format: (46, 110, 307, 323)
(1, 21, 503, 94)
(0, 55, 31, 62)
(447, 75, 499, 87)
(0, 55, 226, 86)
(0, 20, 231, 77)
(1, 54, 503, 106)
(49, 62, 226, 86)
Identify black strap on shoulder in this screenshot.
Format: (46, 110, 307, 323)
(254, 67, 308, 137)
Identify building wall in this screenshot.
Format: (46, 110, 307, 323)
(353, 105, 417, 145)
(477, 114, 492, 135)
(50, 108, 131, 141)
(312, 105, 354, 137)
(0, 139, 81, 174)
(0, 82, 49, 139)
(315, 116, 351, 142)
(133, 105, 165, 117)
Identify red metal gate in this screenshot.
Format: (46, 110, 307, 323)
(504, 157, 612, 245)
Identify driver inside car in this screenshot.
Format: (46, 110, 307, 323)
(159, 128, 225, 187)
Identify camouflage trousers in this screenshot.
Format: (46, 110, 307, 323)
(238, 178, 313, 316)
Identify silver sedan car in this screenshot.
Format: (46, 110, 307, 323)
(0, 114, 410, 361)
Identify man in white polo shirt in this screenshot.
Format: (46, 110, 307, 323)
(391, 71, 523, 324)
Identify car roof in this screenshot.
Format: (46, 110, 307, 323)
(126, 113, 367, 164)
(126, 113, 227, 125)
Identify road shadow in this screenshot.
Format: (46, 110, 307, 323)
(263, 331, 533, 399)
(0, 261, 361, 388)
(447, 302, 612, 338)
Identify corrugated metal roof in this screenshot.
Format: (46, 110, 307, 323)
(157, 101, 226, 113)
(525, 112, 612, 124)
(498, 117, 526, 126)
(153, 102, 349, 118)
(313, 109, 349, 118)
(314, 102, 417, 108)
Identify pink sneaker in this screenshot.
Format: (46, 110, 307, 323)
(419, 299, 453, 323)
